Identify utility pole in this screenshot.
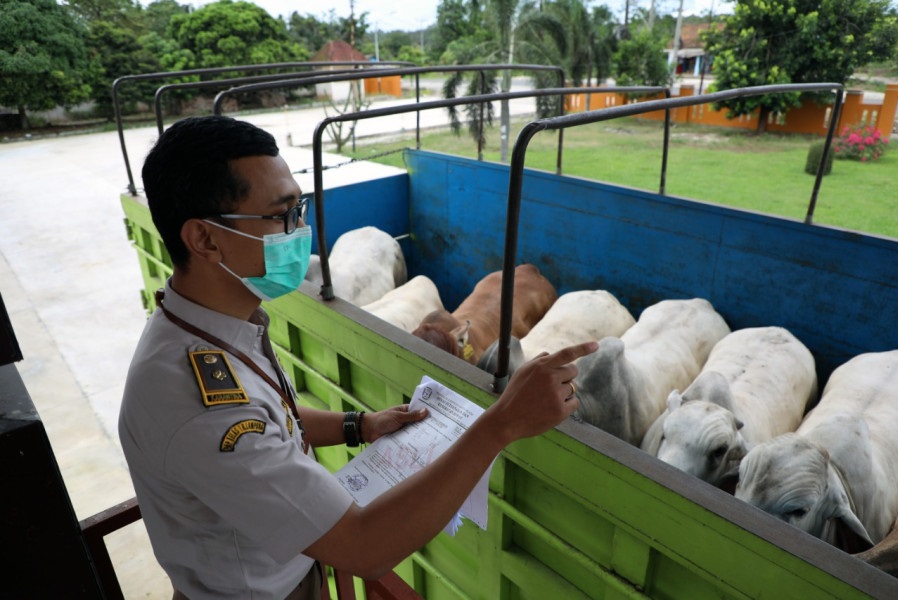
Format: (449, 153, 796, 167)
(374, 25, 380, 61)
(699, 0, 715, 93)
(670, 0, 684, 74)
(349, 0, 356, 48)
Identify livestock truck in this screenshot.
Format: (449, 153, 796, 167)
(117, 75, 898, 598)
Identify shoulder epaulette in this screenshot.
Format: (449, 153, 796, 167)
(188, 350, 250, 407)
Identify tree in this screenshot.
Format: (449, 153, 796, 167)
(513, 0, 620, 86)
(440, 0, 559, 161)
(287, 9, 370, 53)
(612, 27, 670, 86)
(67, 0, 137, 23)
(0, 0, 92, 129)
(168, 0, 308, 69)
(288, 13, 340, 53)
(85, 20, 162, 117)
(438, 0, 620, 160)
(589, 4, 619, 85)
(430, 0, 481, 60)
(143, 0, 190, 37)
(704, 0, 898, 133)
(376, 31, 416, 61)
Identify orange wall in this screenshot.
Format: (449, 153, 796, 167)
(364, 76, 402, 97)
(565, 84, 898, 140)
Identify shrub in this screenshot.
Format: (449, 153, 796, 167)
(832, 124, 889, 162)
(805, 141, 834, 175)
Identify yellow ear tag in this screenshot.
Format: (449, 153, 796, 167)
(463, 343, 474, 361)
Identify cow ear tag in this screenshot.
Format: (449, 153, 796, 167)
(455, 320, 473, 360)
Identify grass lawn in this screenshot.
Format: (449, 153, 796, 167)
(341, 116, 898, 239)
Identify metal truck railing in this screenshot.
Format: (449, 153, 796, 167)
(114, 63, 562, 195)
(209, 78, 667, 305)
(491, 82, 844, 389)
(211, 63, 570, 153)
(113, 60, 414, 194)
(304, 85, 667, 303)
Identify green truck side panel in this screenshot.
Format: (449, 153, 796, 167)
(120, 144, 894, 598)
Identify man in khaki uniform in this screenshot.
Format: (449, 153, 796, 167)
(119, 115, 595, 599)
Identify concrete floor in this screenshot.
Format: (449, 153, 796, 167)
(0, 92, 537, 597)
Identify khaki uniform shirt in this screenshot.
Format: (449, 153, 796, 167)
(119, 281, 353, 599)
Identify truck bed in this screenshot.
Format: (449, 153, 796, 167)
(122, 148, 898, 598)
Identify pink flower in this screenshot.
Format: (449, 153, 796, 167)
(833, 124, 887, 163)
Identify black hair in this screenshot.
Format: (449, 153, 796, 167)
(141, 115, 279, 268)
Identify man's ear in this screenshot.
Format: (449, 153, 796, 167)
(181, 219, 223, 263)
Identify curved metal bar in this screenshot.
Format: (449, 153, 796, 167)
(517, 83, 842, 132)
(311, 118, 333, 300)
(495, 119, 548, 389)
(478, 70, 486, 161)
(309, 86, 661, 128)
(492, 82, 845, 391)
(414, 72, 421, 149)
(305, 85, 650, 302)
(112, 61, 412, 194)
(152, 68, 371, 134)
(660, 88, 673, 194)
(806, 89, 845, 224)
(212, 64, 566, 114)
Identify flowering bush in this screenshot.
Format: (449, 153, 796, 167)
(832, 124, 889, 162)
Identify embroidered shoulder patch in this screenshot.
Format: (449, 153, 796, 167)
(220, 419, 266, 452)
(188, 350, 250, 407)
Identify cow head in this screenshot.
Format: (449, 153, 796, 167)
(477, 336, 525, 378)
(656, 391, 747, 488)
(412, 311, 474, 361)
(412, 322, 464, 358)
(735, 434, 873, 551)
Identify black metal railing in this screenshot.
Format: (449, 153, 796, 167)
(113, 61, 413, 194)
(489, 82, 845, 391)
(211, 64, 569, 153)
(290, 85, 665, 302)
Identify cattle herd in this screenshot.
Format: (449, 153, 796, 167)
(309, 226, 898, 577)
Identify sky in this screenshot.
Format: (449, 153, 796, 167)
(189, 0, 723, 33)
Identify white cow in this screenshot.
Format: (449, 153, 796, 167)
(735, 350, 898, 552)
(305, 254, 323, 286)
(574, 298, 730, 445)
(641, 327, 818, 487)
(477, 289, 636, 377)
(328, 226, 407, 306)
(361, 275, 445, 333)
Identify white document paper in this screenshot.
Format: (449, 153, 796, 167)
(334, 376, 491, 536)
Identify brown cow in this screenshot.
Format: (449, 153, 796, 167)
(856, 516, 898, 577)
(412, 263, 557, 364)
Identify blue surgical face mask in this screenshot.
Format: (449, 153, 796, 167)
(206, 220, 312, 301)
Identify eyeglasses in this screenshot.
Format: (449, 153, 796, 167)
(216, 194, 310, 235)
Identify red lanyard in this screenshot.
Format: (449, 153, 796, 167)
(155, 290, 307, 451)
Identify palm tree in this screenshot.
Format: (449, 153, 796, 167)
(442, 0, 618, 161)
(443, 0, 559, 162)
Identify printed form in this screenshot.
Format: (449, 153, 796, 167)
(334, 376, 492, 535)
